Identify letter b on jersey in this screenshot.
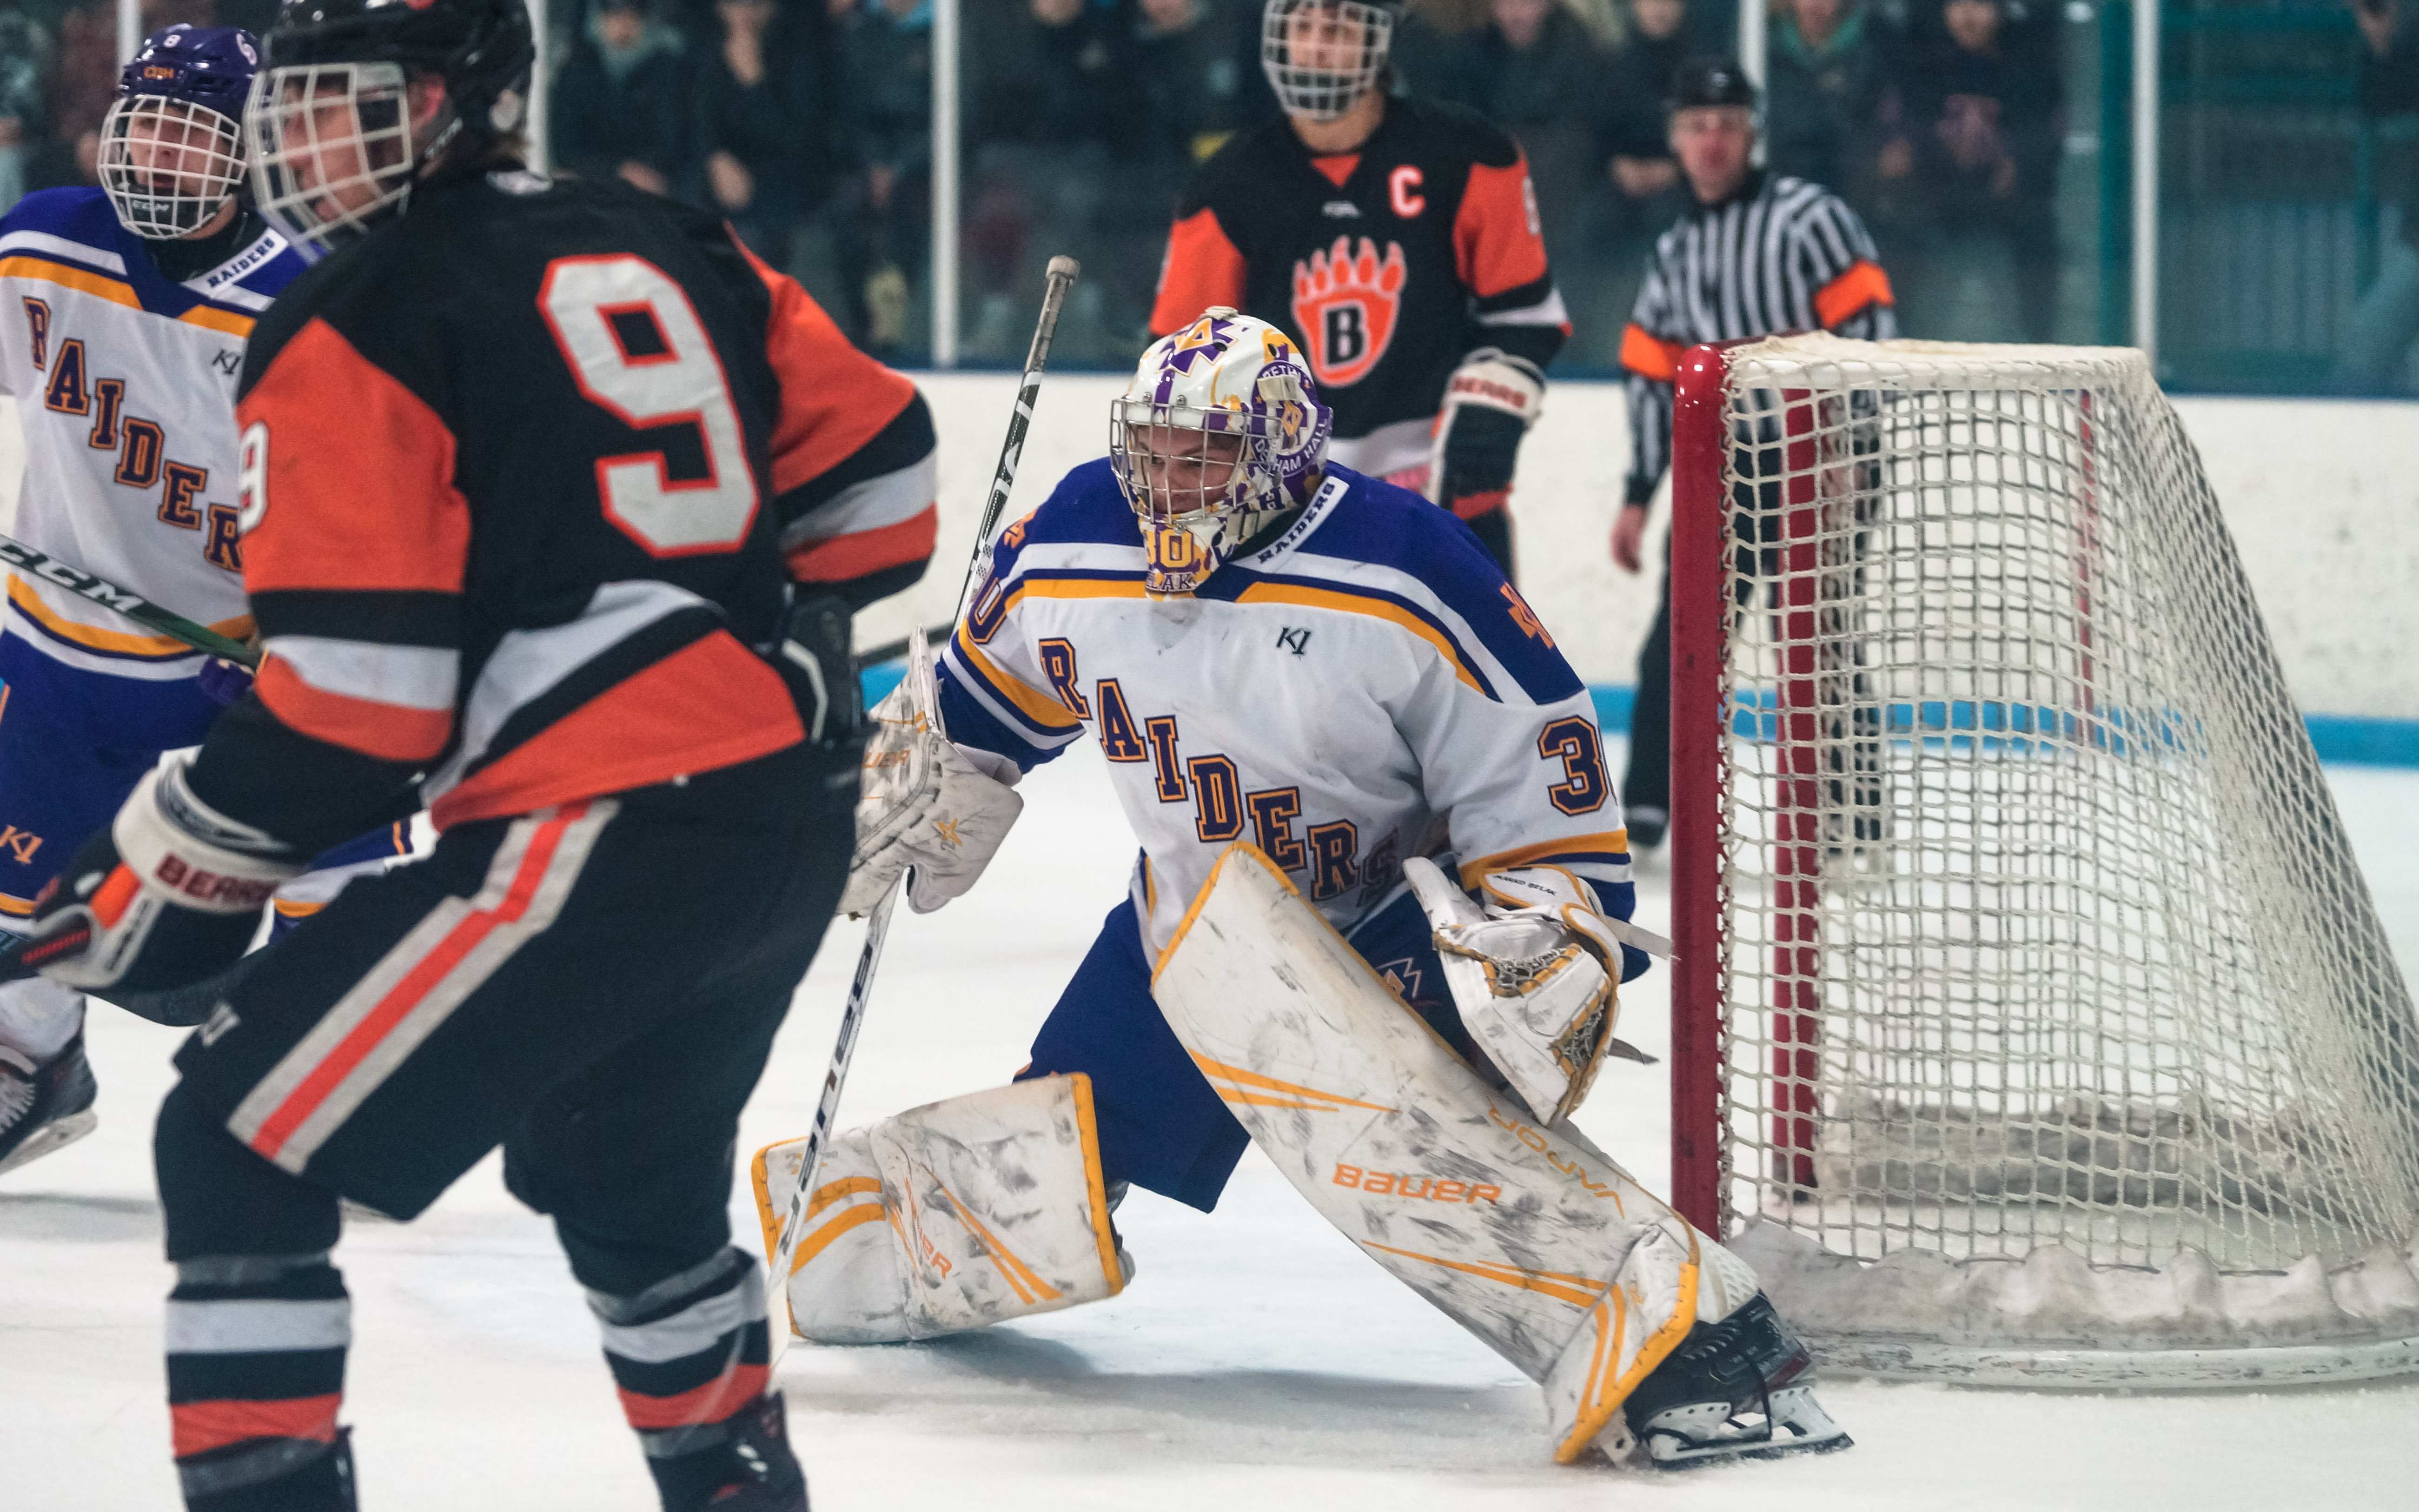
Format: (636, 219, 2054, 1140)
(1325, 306, 1367, 370)
(1292, 237, 1406, 390)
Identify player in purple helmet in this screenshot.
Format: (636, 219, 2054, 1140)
(0, 26, 319, 1178)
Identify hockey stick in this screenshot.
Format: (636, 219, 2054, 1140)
(0, 532, 260, 667)
(853, 623, 953, 673)
(764, 256, 1081, 1360)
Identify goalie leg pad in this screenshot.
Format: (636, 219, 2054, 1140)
(752, 1073, 1127, 1344)
(1149, 844, 1803, 1461)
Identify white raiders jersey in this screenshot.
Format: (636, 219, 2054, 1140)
(935, 459, 1635, 957)
(0, 187, 306, 679)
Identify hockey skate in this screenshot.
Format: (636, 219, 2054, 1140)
(0, 1031, 98, 1177)
(694, 1392, 809, 1512)
(1596, 1294, 1851, 1469)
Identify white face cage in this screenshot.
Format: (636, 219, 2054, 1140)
(1110, 398, 1292, 595)
(1110, 402, 1270, 524)
(1261, 0, 1394, 123)
(245, 62, 420, 257)
(99, 94, 246, 240)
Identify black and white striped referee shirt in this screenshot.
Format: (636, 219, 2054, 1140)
(1619, 171, 1897, 505)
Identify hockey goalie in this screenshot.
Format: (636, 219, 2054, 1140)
(755, 311, 1850, 1469)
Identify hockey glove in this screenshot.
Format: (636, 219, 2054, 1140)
(196, 656, 256, 708)
(1430, 348, 1545, 520)
(1404, 857, 1630, 1125)
(21, 758, 302, 1000)
(840, 629, 1024, 917)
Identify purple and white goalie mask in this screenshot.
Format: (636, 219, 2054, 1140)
(1110, 309, 1333, 598)
(100, 26, 262, 240)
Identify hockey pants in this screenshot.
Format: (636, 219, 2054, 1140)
(152, 745, 850, 1511)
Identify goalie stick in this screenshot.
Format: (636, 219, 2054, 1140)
(762, 255, 1082, 1361)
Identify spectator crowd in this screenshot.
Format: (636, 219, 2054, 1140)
(2, 0, 2411, 385)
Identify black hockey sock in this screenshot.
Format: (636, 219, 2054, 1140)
(583, 1247, 799, 1511)
(156, 1084, 353, 1511)
(166, 1253, 353, 1512)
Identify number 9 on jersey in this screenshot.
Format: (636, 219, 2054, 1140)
(539, 254, 760, 557)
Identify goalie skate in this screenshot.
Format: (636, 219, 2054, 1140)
(1603, 1294, 1852, 1470)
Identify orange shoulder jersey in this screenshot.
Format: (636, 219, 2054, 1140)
(186, 169, 936, 853)
(1149, 96, 1568, 482)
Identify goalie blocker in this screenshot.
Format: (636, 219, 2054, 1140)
(758, 845, 1847, 1468)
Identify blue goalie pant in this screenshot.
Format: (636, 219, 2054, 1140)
(1019, 884, 1467, 1213)
(0, 641, 419, 930)
(0, 637, 225, 923)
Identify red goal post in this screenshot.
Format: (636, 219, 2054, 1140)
(1662, 334, 2419, 1385)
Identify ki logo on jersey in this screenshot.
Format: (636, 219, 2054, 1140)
(1277, 627, 1312, 657)
(212, 349, 241, 375)
(1321, 199, 1361, 219)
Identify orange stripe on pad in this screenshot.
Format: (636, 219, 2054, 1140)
(788, 1200, 887, 1280)
(1359, 1239, 1609, 1311)
(1189, 1052, 1399, 1114)
(172, 1395, 341, 1459)
(808, 1175, 881, 1220)
(936, 1179, 1060, 1305)
(244, 806, 584, 1164)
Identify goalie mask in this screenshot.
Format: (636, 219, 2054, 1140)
(245, 0, 534, 257)
(100, 26, 261, 240)
(1110, 308, 1332, 597)
(1261, 0, 1402, 122)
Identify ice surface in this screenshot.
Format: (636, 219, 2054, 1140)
(7, 742, 2419, 1508)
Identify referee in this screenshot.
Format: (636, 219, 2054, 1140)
(1609, 59, 1898, 850)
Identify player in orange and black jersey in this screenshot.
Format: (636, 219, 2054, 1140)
(1148, 0, 1569, 576)
(12, 1, 933, 1508)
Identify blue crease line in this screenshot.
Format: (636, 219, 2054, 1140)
(855, 668, 2419, 770)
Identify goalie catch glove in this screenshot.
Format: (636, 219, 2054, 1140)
(22, 757, 303, 1002)
(1428, 347, 1545, 519)
(1404, 856, 1636, 1126)
(839, 628, 1024, 917)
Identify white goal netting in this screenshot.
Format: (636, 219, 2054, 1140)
(1694, 335, 2419, 1383)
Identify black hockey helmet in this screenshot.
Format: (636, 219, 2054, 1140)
(1666, 56, 1759, 114)
(263, 0, 534, 140)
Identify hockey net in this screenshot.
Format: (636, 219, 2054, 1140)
(1667, 334, 2419, 1384)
